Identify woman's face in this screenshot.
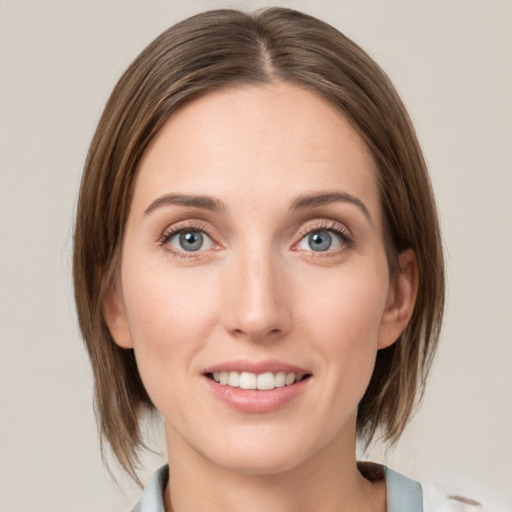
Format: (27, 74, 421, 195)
(105, 82, 415, 474)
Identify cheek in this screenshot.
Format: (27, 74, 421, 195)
(123, 256, 217, 337)
(120, 261, 221, 396)
(277, 262, 390, 445)
(296, 259, 390, 410)
(302, 265, 388, 349)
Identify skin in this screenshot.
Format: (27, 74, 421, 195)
(104, 82, 417, 512)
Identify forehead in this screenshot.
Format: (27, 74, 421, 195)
(134, 82, 380, 219)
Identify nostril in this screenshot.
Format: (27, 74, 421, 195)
(230, 327, 282, 339)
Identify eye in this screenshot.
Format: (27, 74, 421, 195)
(297, 228, 348, 252)
(166, 229, 214, 252)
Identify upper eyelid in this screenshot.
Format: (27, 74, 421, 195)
(160, 220, 213, 243)
(162, 219, 210, 233)
(295, 219, 353, 239)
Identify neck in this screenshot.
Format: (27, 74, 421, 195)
(163, 420, 386, 512)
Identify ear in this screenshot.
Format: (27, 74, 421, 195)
(378, 249, 418, 350)
(103, 283, 134, 349)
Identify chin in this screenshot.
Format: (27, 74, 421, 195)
(210, 447, 308, 476)
(198, 426, 325, 476)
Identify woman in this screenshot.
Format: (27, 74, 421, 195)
(73, 7, 460, 511)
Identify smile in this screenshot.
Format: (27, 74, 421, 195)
(203, 360, 312, 412)
(208, 371, 307, 390)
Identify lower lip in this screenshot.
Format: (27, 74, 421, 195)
(204, 376, 310, 413)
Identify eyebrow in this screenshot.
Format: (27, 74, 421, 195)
(290, 191, 371, 220)
(144, 193, 226, 215)
(144, 190, 370, 220)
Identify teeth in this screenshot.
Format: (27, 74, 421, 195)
(275, 371, 286, 388)
(239, 372, 257, 389)
(210, 371, 305, 390)
(228, 371, 240, 387)
(257, 372, 275, 391)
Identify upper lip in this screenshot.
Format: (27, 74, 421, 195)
(204, 359, 310, 375)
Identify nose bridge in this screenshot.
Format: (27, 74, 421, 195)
(223, 241, 290, 340)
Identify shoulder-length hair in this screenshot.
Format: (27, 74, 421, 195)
(73, 7, 444, 482)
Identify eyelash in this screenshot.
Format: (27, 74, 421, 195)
(158, 221, 214, 259)
(158, 219, 354, 258)
(294, 220, 354, 253)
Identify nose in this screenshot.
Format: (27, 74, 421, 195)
(221, 247, 292, 342)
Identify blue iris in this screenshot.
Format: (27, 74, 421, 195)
(179, 231, 204, 251)
(307, 231, 332, 251)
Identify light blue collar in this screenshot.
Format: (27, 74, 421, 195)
(131, 465, 168, 512)
(384, 465, 423, 512)
(132, 464, 423, 511)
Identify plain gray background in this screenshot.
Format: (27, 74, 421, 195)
(1, 0, 511, 510)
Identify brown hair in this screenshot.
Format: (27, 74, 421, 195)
(73, 7, 444, 481)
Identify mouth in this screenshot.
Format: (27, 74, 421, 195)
(202, 360, 312, 412)
(205, 371, 311, 391)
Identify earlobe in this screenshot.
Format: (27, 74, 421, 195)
(103, 283, 134, 349)
(378, 249, 418, 349)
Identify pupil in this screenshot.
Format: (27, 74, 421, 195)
(308, 231, 331, 251)
(180, 231, 203, 251)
